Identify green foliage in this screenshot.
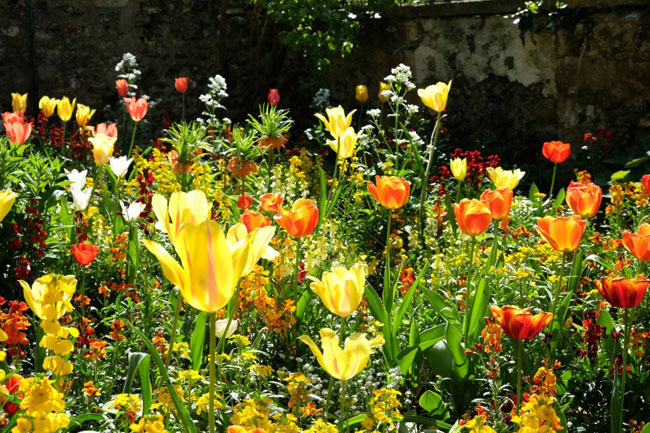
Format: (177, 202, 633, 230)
(248, 104, 293, 140)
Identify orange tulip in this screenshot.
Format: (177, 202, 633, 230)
(124, 97, 149, 122)
(535, 215, 586, 252)
(480, 188, 513, 220)
(622, 223, 650, 261)
(597, 276, 649, 309)
(566, 181, 602, 218)
(115, 79, 129, 97)
(274, 198, 319, 238)
(237, 193, 252, 210)
(542, 141, 571, 164)
(453, 199, 492, 236)
(175, 77, 188, 93)
(260, 193, 284, 213)
(240, 210, 271, 233)
(490, 305, 553, 340)
(642, 174, 650, 195)
(71, 243, 99, 266)
(367, 176, 410, 209)
(3, 113, 32, 145)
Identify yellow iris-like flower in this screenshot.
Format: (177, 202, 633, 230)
(75, 103, 96, 127)
(20, 274, 77, 321)
(39, 96, 59, 117)
(417, 81, 452, 113)
(327, 127, 357, 160)
(314, 106, 356, 139)
(11, 92, 27, 112)
(308, 263, 366, 318)
(0, 189, 17, 223)
(298, 328, 384, 381)
(486, 167, 526, 190)
(88, 133, 116, 166)
(152, 190, 212, 245)
(450, 157, 467, 181)
(57, 96, 77, 122)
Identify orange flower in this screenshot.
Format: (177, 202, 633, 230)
(542, 141, 571, 163)
(480, 188, 513, 220)
(453, 199, 492, 236)
(226, 157, 258, 178)
(367, 176, 410, 209)
(71, 243, 99, 266)
(274, 198, 319, 238)
(622, 223, 650, 261)
(237, 193, 253, 210)
(240, 210, 271, 233)
(490, 305, 553, 340)
(597, 276, 649, 308)
(124, 96, 149, 122)
(0, 372, 23, 415)
(642, 174, 650, 194)
(115, 79, 129, 97)
(260, 193, 284, 213)
(535, 215, 586, 252)
(3, 111, 32, 145)
(566, 181, 602, 218)
(175, 77, 188, 93)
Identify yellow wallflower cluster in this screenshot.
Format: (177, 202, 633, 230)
(194, 392, 225, 415)
(360, 388, 403, 431)
(12, 376, 70, 433)
(511, 394, 563, 433)
(463, 414, 496, 433)
(108, 393, 143, 423)
(129, 414, 169, 433)
(303, 419, 338, 433)
(230, 398, 274, 431)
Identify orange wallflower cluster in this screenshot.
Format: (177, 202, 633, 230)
(110, 233, 128, 262)
(109, 319, 126, 341)
(481, 318, 502, 353)
(152, 331, 168, 361)
(531, 362, 560, 398)
(0, 299, 31, 356)
(398, 266, 415, 297)
(262, 299, 297, 338)
(285, 373, 322, 418)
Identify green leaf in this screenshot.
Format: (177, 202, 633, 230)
(585, 254, 614, 271)
(314, 164, 327, 233)
(123, 352, 148, 393)
(444, 195, 457, 236)
(528, 182, 540, 201)
(611, 170, 630, 183)
(610, 374, 621, 433)
(467, 278, 490, 344)
(190, 312, 208, 370)
(567, 250, 584, 293)
(295, 289, 312, 320)
(597, 310, 616, 334)
(139, 354, 152, 414)
(393, 267, 426, 333)
(445, 323, 468, 378)
(624, 155, 650, 168)
(397, 345, 419, 375)
(422, 288, 458, 322)
(65, 413, 103, 429)
(364, 284, 387, 324)
(553, 188, 565, 210)
(418, 390, 448, 419)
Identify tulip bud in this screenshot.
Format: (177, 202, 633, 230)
(417, 81, 452, 113)
(115, 79, 129, 97)
(355, 85, 368, 104)
(542, 141, 571, 164)
(39, 96, 59, 118)
(450, 158, 467, 181)
(11, 93, 27, 113)
(268, 88, 280, 106)
(175, 77, 188, 93)
(378, 82, 391, 103)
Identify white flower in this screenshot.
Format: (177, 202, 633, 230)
(215, 319, 238, 339)
(120, 201, 145, 222)
(109, 156, 133, 177)
(65, 169, 87, 190)
(70, 185, 92, 211)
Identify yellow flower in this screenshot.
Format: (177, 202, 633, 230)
(151, 190, 212, 245)
(0, 189, 18, 223)
(130, 414, 169, 433)
(450, 157, 467, 181)
(314, 106, 356, 139)
(464, 414, 496, 433)
(39, 96, 59, 117)
(327, 127, 357, 159)
(378, 82, 391, 103)
(225, 223, 277, 276)
(19, 377, 66, 417)
(486, 167, 526, 190)
(298, 328, 384, 381)
(417, 81, 452, 113)
(57, 97, 76, 122)
(43, 355, 74, 375)
(75, 103, 96, 127)
(20, 274, 77, 321)
(308, 263, 366, 318)
(88, 133, 116, 165)
(355, 85, 369, 103)
(12, 92, 27, 112)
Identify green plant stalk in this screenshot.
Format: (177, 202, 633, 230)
(338, 379, 348, 433)
(549, 162, 558, 200)
(516, 339, 523, 415)
(208, 312, 216, 433)
(418, 113, 441, 235)
(550, 253, 567, 320)
(164, 291, 183, 371)
(463, 235, 477, 342)
(492, 221, 500, 269)
(326, 137, 341, 209)
(182, 93, 186, 122)
(293, 237, 303, 301)
(128, 121, 138, 158)
(61, 122, 67, 152)
(79, 266, 86, 317)
(455, 180, 461, 204)
(323, 315, 346, 421)
(618, 308, 631, 433)
(385, 212, 392, 296)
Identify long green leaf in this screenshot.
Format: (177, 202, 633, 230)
(445, 323, 468, 378)
(393, 267, 426, 333)
(467, 278, 490, 344)
(139, 355, 152, 414)
(190, 312, 207, 370)
(123, 352, 148, 393)
(364, 285, 387, 324)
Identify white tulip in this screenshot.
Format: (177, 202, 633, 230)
(109, 156, 133, 178)
(215, 319, 238, 339)
(70, 185, 92, 211)
(65, 169, 87, 190)
(120, 201, 145, 222)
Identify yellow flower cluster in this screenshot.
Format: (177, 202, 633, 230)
(303, 419, 338, 433)
(361, 388, 403, 431)
(511, 394, 563, 433)
(230, 398, 274, 431)
(463, 414, 496, 433)
(12, 377, 70, 433)
(194, 392, 225, 415)
(109, 393, 143, 422)
(130, 414, 169, 433)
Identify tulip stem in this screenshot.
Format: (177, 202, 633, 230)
(463, 235, 477, 342)
(61, 121, 67, 152)
(419, 113, 441, 236)
(208, 312, 216, 433)
(619, 308, 631, 433)
(385, 212, 392, 303)
(516, 339, 523, 415)
(324, 315, 347, 421)
(550, 253, 567, 323)
(338, 379, 348, 433)
(128, 121, 138, 158)
(549, 162, 558, 200)
(181, 93, 186, 122)
(164, 290, 182, 371)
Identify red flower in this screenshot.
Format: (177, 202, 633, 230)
(0, 372, 23, 415)
(268, 88, 280, 106)
(123, 97, 149, 122)
(237, 193, 253, 210)
(71, 242, 99, 266)
(490, 305, 553, 340)
(115, 79, 129, 97)
(642, 174, 650, 195)
(542, 141, 571, 164)
(597, 276, 649, 309)
(175, 77, 189, 93)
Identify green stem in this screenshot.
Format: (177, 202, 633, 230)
(549, 162, 557, 200)
(128, 121, 138, 158)
(208, 312, 216, 433)
(385, 212, 392, 297)
(455, 180, 461, 204)
(164, 290, 183, 371)
(463, 236, 477, 341)
(338, 379, 348, 432)
(516, 339, 523, 415)
(324, 315, 347, 420)
(293, 237, 302, 301)
(61, 122, 67, 152)
(619, 308, 631, 433)
(182, 93, 186, 122)
(326, 138, 341, 207)
(492, 221, 500, 269)
(419, 114, 441, 235)
(550, 253, 567, 319)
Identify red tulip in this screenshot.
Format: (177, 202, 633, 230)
(175, 77, 188, 93)
(597, 276, 649, 309)
(89, 122, 118, 138)
(453, 198, 492, 236)
(3, 111, 32, 145)
(0, 372, 23, 415)
(71, 242, 99, 266)
(642, 174, 650, 194)
(268, 88, 280, 106)
(115, 79, 129, 97)
(124, 97, 149, 122)
(274, 198, 319, 238)
(542, 141, 571, 164)
(237, 193, 253, 210)
(490, 305, 553, 340)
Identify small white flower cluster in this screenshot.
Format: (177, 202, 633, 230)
(114, 52, 141, 95)
(199, 74, 229, 113)
(384, 63, 416, 92)
(312, 88, 331, 109)
(367, 108, 382, 119)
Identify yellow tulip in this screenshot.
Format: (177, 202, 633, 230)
(450, 157, 467, 182)
(355, 85, 369, 104)
(417, 81, 452, 113)
(308, 263, 366, 318)
(327, 127, 357, 159)
(75, 103, 96, 127)
(225, 222, 277, 277)
(151, 190, 212, 245)
(11, 92, 27, 112)
(378, 82, 391, 103)
(0, 189, 17, 223)
(486, 167, 526, 190)
(39, 96, 59, 117)
(142, 220, 250, 313)
(299, 328, 384, 381)
(20, 274, 77, 322)
(314, 106, 356, 139)
(88, 133, 116, 166)
(57, 97, 76, 122)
